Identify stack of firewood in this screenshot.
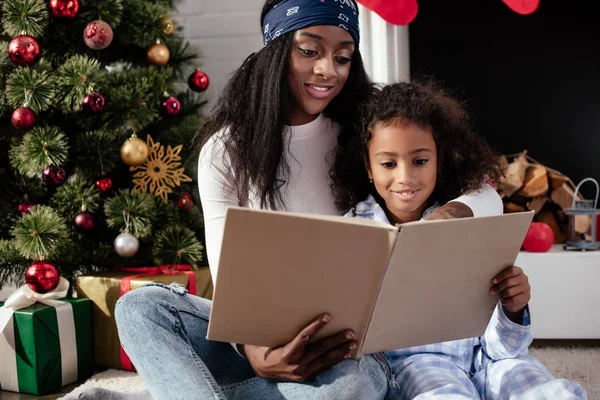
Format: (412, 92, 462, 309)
(497, 151, 591, 243)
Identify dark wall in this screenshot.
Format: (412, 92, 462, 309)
(410, 0, 600, 198)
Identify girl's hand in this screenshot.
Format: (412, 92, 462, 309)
(490, 266, 531, 321)
(241, 314, 356, 382)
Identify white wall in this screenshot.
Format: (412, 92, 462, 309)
(175, 0, 265, 108)
(174, 1, 410, 107)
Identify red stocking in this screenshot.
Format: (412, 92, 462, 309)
(357, 0, 418, 26)
(502, 0, 541, 15)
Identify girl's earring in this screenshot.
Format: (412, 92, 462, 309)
(369, 179, 373, 183)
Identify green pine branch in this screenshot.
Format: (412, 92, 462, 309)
(119, 0, 170, 47)
(10, 205, 69, 260)
(6, 67, 55, 112)
(152, 225, 204, 268)
(1, 0, 48, 38)
(0, 239, 28, 288)
(9, 126, 69, 177)
(50, 174, 101, 220)
(165, 36, 199, 79)
(99, 66, 173, 131)
(104, 190, 156, 239)
(0, 40, 11, 67)
(74, 130, 122, 177)
(55, 55, 103, 113)
(78, 0, 123, 28)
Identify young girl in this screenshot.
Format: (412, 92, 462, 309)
(116, 1, 506, 398)
(345, 81, 586, 399)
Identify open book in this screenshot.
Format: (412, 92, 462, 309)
(207, 207, 533, 357)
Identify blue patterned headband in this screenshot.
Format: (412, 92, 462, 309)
(262, 0, 360, 46)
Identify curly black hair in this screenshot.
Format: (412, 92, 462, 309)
(333, 80, 503, 210)
(195, 0, 374, 211)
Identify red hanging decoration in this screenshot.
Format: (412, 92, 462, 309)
(502, 0, 540, 15)
(49, 0, 80, 19)
(357, 0, 418, 26)
(82, 92, 105, 113)
(160, 96, 181, 116)
(188, 69, 210, 92)
(7, 35, 41, 66)
(95, 177, 113, 192)
(176, 192, 194, 211)
(18, 202, 34, 214)
(75, 211, 95, 231)
(25, 260, 61, 294)
(11, 107, 37, 131)
(43, 166, 67, 187)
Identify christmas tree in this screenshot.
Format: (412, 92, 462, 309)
(0, 0, 210, 290)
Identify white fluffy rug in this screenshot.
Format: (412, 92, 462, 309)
(56, 344, 600, 399)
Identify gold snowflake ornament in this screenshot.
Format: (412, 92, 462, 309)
(131, 135, 192, 203)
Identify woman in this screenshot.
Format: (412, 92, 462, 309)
(115, 1, 502, 399)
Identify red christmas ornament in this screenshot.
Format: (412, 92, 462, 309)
(357, 0, 418, 26)
(83, 20, 114, 50)
(18, 202, 34, 214)
(502, 0, 540, 15)
(160, 96, 181, 116)
(82, 92, 105, 113)
(95, 177, 113, 192)
(522, 222, 554, 252)
(49, 0, 80, 19)
(75, 211, 95, 231)
(176, 192, 194, 211)
(43, 166, 66, 187)
(188, 69, 210, 92)
(25, 260, 61, 294)
(7, 35, 41, 66)
(11, 107, 37, 131)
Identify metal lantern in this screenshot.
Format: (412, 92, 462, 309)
(564, 178, 599, 251)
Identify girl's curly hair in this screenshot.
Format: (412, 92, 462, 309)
(331, 80, 502, 210)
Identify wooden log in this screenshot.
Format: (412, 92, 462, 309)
(505, 201, 526, 213)
(527, 197, 549, 214)
(499, 153, 529, 197)
(550, 183, 591, 233)
(549, 171, 569, 190)
(536, 206, 567, 244)
(517, 165, 549, 198)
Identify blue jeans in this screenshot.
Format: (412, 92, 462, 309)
(115, 283, 390, 400)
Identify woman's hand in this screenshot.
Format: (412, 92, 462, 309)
(490, 265, 531, 323)
(240, 314, 357, 382)
(425, 202, 474, 220)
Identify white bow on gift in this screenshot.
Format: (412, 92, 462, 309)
(0, 278, 78, 392)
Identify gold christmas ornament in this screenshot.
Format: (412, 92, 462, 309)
(131, 135, 192, 204)
(120, 135, 150, 166)
(147, 41, 170, 66)
(162, 17, 175, 36)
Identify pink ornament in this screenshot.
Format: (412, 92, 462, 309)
(43, 166, 67, 187)
(18, 203, 34, 214)
(160, 96, 181, 116)
(82, 92, 105, 113)
(83, 20, 113, 50)
(75, 211, 95, 231)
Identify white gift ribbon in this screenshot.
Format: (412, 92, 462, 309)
(0, 278, 78, 392)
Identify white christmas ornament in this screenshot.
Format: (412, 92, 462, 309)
(114, 232, 139, 257)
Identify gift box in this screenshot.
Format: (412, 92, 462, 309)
(76, 266, 213, 370)
(0, 298, 93, 395)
